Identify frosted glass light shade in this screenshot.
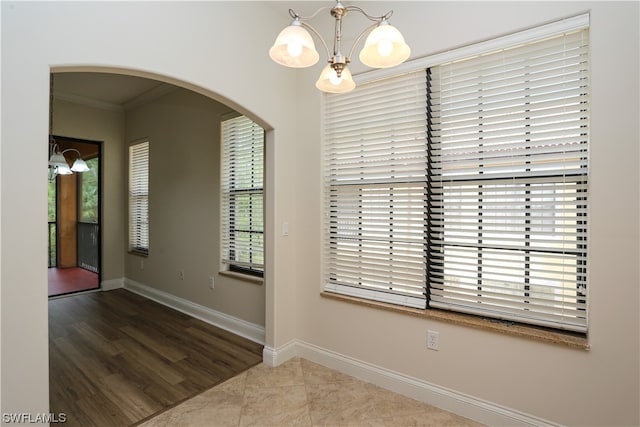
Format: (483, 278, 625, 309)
(71, 158, 90, 172)
(56, 164, 72, 175)
(315, 65, 356, 93)
(359, 22, 410, 68)
(49, 152, 71, 176)
(48, 152, 66, 166)
(269, 25, 319, 68)
(48, 152, 69, 172)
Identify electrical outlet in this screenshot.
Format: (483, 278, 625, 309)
(209, 276, 215, 290)
(427, 330, 440, 351)
(179, 269, 185, 280)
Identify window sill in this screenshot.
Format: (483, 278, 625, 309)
(128, 250, 148, 258)
(220, 270, 264, 285)
(320, 291, 589, 350)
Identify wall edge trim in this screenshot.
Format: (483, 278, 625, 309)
(123, 278, 265, 345)
(101, 278, 124, 291)
(267, 339, 561, 427)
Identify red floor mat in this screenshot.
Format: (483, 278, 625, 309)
(48, 267, 99, 297)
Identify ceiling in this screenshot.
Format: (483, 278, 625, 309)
(50, 3, 354, 110)
(53, 72, 175, 110)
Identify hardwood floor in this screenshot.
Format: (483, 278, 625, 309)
(49, 289, 263, 426)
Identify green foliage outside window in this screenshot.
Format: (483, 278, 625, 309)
(80, 157, 99, 223)
(48, 181, 56, 222)
(48, 180, 57, 267)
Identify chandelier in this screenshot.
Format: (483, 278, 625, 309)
(48, 74, 90, 182)
(269, 1, 410, 93)
(48, 139, 90, 182)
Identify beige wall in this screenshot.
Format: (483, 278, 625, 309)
(1, 2, 638, 426)
(1, 1, 298, 416)
(53, 98, 126, 281)
(293, 2, 639, 426)
(124, 88, 265, 326)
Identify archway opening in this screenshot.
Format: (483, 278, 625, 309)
(48, 68, 269, 425)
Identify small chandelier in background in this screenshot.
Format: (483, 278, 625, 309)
(269, 1, 411, 93)
(48, 74, 90, 182)
(48, 138, 90, 182)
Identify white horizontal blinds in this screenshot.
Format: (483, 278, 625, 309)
(221, 116, 265, 273)
(129, 141, 149, 255)
(428, 29, 589, 332)
(324, 70, 428, 308)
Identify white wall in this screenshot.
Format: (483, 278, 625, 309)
(53, 98, 126, 282)
(124, 88, 265, 327)
(1, 2, 638, 425)
(293, 2, 639, 426)
(1, 1, 299, 415)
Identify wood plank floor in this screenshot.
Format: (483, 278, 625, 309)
(49, 289, 263, 426)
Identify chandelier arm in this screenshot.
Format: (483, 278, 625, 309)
(347, 22, 380, 62)
(61, 148, 82, 159)
(49, 137, 58, 157)
(289, 6, 330, 22)
(299, 22, 331, 61)
(344, 6, 393, 23)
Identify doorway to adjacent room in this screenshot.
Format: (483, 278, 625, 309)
(48, 136, 101, 297)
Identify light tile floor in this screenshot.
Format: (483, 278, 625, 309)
(139, 357, 485, 427)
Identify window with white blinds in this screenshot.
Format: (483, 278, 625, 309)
(324, 71, 428, 308)
(129, 141, 149, 256)
(428, 29, 589, 332)
(221, 116, 264, 276)
(323, 21, 589, 333)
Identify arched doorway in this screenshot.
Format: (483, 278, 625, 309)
(48, 69, 269, 425)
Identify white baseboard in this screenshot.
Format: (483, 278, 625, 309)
(115, 280, 557, 426)
(123, 278, 265, 345)
(263, 340, 297, 367)
(101, 278, 124, 291)
(266, 339, 560, 427)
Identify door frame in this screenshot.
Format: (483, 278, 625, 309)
(49, 135, 103, 295)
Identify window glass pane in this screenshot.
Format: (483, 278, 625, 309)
(322, 19, 589, 332)
(221, 116, 264, 276)
(80, 157, 99, 223)
(48, 180, 56, 267)
(429, 29, 589, 332)
(323, 70, 428, 308)
(48, 181, 56, 222)
(129, 141, 149, 255)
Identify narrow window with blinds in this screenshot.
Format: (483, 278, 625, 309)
(129, 141, 149, 256)
(323, 23, 589, 333)
(324, 71, 429, 308)
(221, 116, 265, 277)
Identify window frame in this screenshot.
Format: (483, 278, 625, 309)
(323, 70, 429, 308)
(128, 140, 150, 256)
(322, 13, 590, 334)
(220, 115, 265, 278)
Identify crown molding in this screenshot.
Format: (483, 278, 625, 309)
(122, 84, 178, 111)
(53, 83, 179, 113)
(53, 90, 123, 112)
